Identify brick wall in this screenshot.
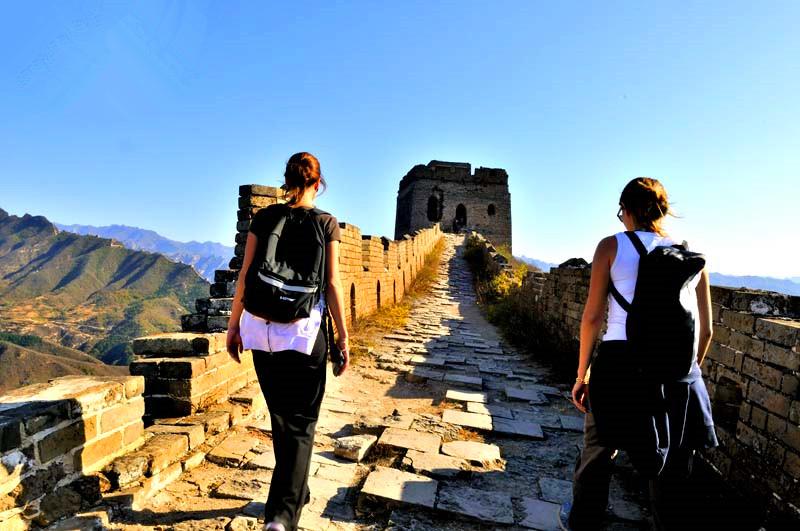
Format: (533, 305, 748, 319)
(525, 259, 800, 523)
(0, 376, 145, 528)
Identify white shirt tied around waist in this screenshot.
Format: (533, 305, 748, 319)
(239, 295, 325, 355)
(603, 231, 701, 348)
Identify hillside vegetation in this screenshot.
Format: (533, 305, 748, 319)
(0, 207, 209, 370)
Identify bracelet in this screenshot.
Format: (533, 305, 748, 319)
(575, 376, 587, 384)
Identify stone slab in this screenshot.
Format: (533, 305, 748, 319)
(443, 373, 483, 389)
(441, 440, 501, 464)
(539, 477, 573, 504)
(519, 497, 561, 531)
(445, 389, 489, 404)
(244, 448, 276, 470)
(213, 475, 270, 500)
(405, 367, 445, 383)
(359, 466, 438, 509)
(206, 434, 259, 466)
(403, 449, 467, 479)
(492, 418, 545, 439)
(442, 409, 493, 431)
(436, 485, 514, 524)
(409, 355, 447, 367)
(334, 434, 378, 462)
(505, 386, 548, 403)
(466, 402, 513, 419)
(559, 415, 584, 432)
(378, 427, 442, 454)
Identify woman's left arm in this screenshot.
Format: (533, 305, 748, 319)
(695, 268, 713, 365)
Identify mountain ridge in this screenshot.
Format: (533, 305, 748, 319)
(54, 222, 233, 282)
(0, 208, 209, 368)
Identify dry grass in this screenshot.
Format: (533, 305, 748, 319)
(349, 238, 446, 363)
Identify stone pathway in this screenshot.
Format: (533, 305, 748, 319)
(101, 234, 649, 530)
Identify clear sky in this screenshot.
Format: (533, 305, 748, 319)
(1, 1, 798, 277)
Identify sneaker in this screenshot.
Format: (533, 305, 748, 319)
(558, 502, 573, 531)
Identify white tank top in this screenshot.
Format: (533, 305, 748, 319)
(603, 231, 701, 344)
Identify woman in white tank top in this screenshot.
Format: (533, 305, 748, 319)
(561, 178, 718, 531)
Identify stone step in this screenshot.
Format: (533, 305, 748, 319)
(358, 466, 438, 512)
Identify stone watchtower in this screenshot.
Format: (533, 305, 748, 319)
(394, 160, 512, 250)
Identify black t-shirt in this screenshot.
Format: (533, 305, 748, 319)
(248, 203, 341, 243)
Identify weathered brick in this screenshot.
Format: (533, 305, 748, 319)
(790, 401, 800, 424)
(76, 429, 124, 472)
(0, 417, 23, 452)
(713, 324, 731, 346)
(142, 434, 188, 474)
(708, 342, 739, 369)
(746, 381, 790, 417)
(158, 358, 207, 379)
(750, 406, 768, 430)
(129, 359, 161, 378)
(766, 414, 787, 437)
(99, 397, 144, 434)
(38, 416, 98, 463)
(782, 374, 799, 396)
(123, 420, 144, 446)
(736, 421, 769, 454)
(784, 451, 800, 478)
(762, 342, 800, 371)
(782, 424, 800, 453)
(742, 356, 783, 390)
(722, 309, 756, 334)
(755, 318, 800, 347)
(728, 330, 765, 357)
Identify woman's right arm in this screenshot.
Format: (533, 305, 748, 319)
(572, 236, 616, 413)
(226, 232, 259, 362)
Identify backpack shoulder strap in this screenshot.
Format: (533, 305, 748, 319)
(624, 231, 648, 258)
(307, 208, 329, 296)
(608, 281, 632, 313)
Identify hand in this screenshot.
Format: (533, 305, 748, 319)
(571, 381, 588, 414)
(226, 326, 242, 364)
(334, 337, 349, 377)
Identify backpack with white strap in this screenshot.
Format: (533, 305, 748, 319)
(243, 204, 327, 323)
(608, 231, 706, 381)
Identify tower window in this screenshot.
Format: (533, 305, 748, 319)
(488, 204, 496, 216)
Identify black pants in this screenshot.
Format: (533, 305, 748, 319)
(252, 326, 327, 531)
(570, 341, 696, 530)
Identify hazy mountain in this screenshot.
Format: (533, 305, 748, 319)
(709, 273, 800, 297)
(518, 253, 800, 297)
(0, 207, 209, 366)
(517, 256, 558, 272)
(54, 222, 233, 282)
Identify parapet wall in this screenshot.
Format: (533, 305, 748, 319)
(0, 376, 145, 528)
(524, 259, 800, 524)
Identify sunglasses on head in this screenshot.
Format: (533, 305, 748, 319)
(616, 205, 624, 222)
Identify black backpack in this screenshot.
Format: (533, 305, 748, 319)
(608, 231, 706, 381)
(243, 204, 327, 323)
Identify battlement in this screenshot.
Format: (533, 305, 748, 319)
(398, 161, 509, 190)
(395, 161, 512, 250)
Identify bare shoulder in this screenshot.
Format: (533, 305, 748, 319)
(596, 235, 617, 255)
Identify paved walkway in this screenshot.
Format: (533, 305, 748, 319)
(108, 234, 649, 530)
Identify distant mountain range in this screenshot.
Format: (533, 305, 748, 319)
(517, 256, 800, 296)
(0, 207, 209, 372)
(54, 222, 233, 282)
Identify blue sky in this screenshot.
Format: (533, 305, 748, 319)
(1, 1, 797, 277)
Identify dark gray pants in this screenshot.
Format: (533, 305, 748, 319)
(569, 412, 694, 531)
(252, 327, 327, 531)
